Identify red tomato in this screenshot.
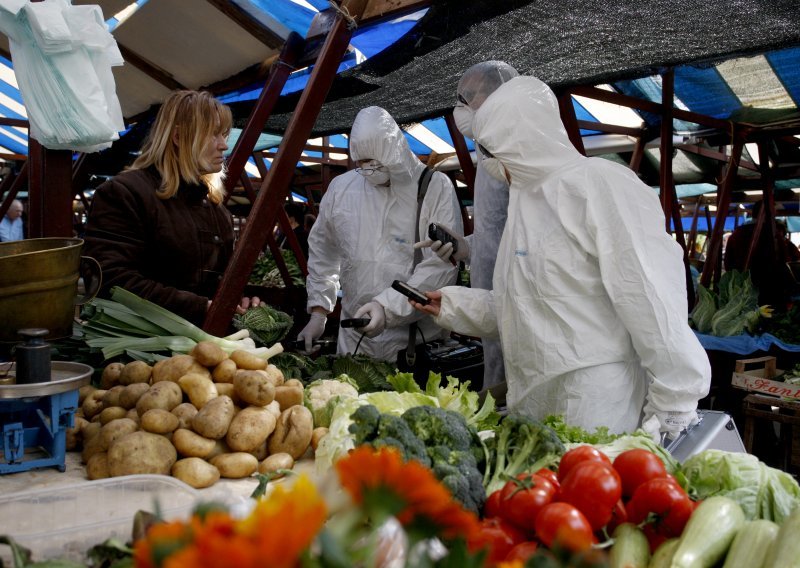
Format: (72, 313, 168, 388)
(557, 461, 622, 531)
(498, 473, 557, 532)
(627, 477, 694, 538)
(483, 489, 503, 519)
(534, 502, 594, 553)
(612, 449, 668, 498)
(535, 468, 560, 490)
(467, 517, 527, 564)
(505, 541, 539, 562)
(605, 499, 629, 535)
(642, 523, 668, 554)
(557, 445, 611, 482)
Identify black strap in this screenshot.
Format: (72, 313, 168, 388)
(407, 167, 435, 367)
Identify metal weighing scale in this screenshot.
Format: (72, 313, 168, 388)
(0, 361, 93, 474)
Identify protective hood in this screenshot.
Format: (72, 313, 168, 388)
(457, 60, 519, 111)
(349, 106, 423, 183)
(473, 76, 583, 184)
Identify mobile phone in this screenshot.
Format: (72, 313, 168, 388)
(391, 280, 430, 305)
(341, 318, 371, 328)
(428, 223, 458, 254)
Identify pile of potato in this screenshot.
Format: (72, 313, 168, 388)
(69, 342, 326, 489)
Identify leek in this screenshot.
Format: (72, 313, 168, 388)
(79, 287, 284, 361)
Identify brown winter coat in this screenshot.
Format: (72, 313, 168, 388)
(83, 167, 234, 325)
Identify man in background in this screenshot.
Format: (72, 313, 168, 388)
(0, 199, 24, 242)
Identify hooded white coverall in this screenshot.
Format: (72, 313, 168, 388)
(306, 106, 462, 362)
(433, 77, 711, 434)
(452, 61, 518, 389)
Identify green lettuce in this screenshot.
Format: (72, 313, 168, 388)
(567, 433, 680, 474)
(680, 449, 800, 523)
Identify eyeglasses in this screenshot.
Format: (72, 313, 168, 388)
(355, 165, 387, 176)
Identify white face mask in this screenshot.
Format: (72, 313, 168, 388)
(453, 104, 475, 139)
(482, 157, 510, 184)
(357, 160, 390, 187)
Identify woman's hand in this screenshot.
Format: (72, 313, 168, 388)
(409, 290, 442, 317)
(236, 296, 261, 314)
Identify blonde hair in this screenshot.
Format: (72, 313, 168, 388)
(130, 90, 232, 204)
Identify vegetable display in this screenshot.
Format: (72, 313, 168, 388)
(689, 269, 771, 336)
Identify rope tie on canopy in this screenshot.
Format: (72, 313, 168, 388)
(328, 0, 358, 29)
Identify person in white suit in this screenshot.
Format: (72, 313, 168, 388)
(297, 106, 463, 362)
(411, 76, 710, 439)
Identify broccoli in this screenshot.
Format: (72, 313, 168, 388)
(348, 405, 431, 467)
(484, 414, 566, 495)
(402, 407, 487, 514)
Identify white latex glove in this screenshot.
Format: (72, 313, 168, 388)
(353, 302, 386, 338)
(297, 311, 326, 353)
(413, 224, 469, 263)
(642, 410, 700, 443)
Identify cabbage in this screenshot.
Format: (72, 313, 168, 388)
(567, 433, 680, 474)
(680, 449, 800, 523)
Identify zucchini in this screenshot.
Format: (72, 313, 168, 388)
(670, 496, 745, 568)
(764, 505, 800, 568)
(609, 523, 650, 568)
(647, 538, 678, 568)
(721, 519, 779, 568)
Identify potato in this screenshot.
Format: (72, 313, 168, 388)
(268, 405, 313, 460)
(172, 402, 198, 429)
(99, 406, 127, 425)
(82, 389, 107, 419)
(136, 381, 182, 415)
(226, 406, 277, 452)
(209, 452, 258, 479)
(178, 373, 218, 409)
(274, 383, 304, 410)
(66, 416, 89, 451)
(258, 452, 294, 477)
(250, 441, 269, 461)
(82, 421, 102, 442)
(102, 385, 125, 409)
(230, 350, 267, 371)
(86, 452, 109, 480)
(119, 383, 151, 409)
(191, 341, 228, 368)
(152, 354, 210, 383)
(78, 385, 96, 405)
(265, 400, 281, 419)
(126, 408, 141, 425)
(233, 371, 275, 406)
(171, 457, 220, 489)
(206, 439, 230, 460)
(108, 431, 177, 476)
(140, 409, 180, 434)
(81, 434, 106, 464)
(311, 427, 328, 452)
(100, 362, 125, 389)
(101, 417, 139, 449)
(119, 360, 153, 385)
(214, 382, 237, 401)
(264, 364, 285, 386)
(191, 395, 234, 439)
(212, 359, 237, 383)
(172, 428, 216, 458)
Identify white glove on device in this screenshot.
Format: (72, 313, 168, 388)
(353, 302, 386, 338)
(642, 410, 700, 443)
(413, 224, 470, 263)
(297, 311, 326, 353)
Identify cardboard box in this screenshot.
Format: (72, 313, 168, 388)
(731, 356, 800, 400)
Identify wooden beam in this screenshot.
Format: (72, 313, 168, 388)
(118, 44, 186, 91)
(27, 139, 73, 238)
(205, 0, 368, 335)
(557, 92, 586, 155)
(660, 69, 675, 232)
(205, 0, 285, 49)
(307, 0, 431, 38)
(576, 120, 644, 137)
(678, 144, 759, 172)
(0, 117, 29, 128)
(443, 113, 474, 236)
(0, 161, 27, 219)
(224, 33, 304, 198)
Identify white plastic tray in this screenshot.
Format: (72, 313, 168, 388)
(0, 474, 200, 562)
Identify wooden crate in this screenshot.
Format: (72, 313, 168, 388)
(731, 356, 800, 400)
(742, 393, 800, 474)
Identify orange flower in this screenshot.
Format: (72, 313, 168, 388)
(497, 561, 525, 568)
(239, 475, 327, 568)
(336, 446, 481, 542)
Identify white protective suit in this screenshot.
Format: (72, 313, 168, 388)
(434, 77, 711, 434)
(306, 106, 462, 362)
(452, 61, 518, 389)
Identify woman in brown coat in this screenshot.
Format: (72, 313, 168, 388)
(84, 90, 251, 325)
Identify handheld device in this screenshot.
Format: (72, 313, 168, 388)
(428, 223, 458, 254)
(340, 318, 371, 328)
(289, 339, 336, 350)
(391, 280, 430, 305)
